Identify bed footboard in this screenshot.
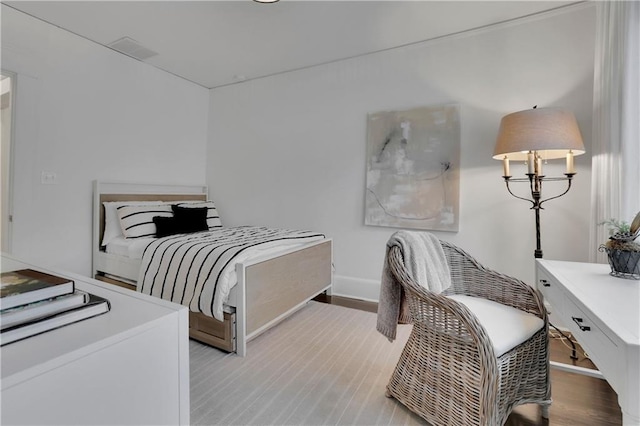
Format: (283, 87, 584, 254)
(235, 239, 333, 356)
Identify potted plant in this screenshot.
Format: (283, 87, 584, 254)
(599, 211, 640, 279)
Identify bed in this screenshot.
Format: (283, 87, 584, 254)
(92, 181, 332, 356)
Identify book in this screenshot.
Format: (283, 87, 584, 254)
(1, 269, 75, 310)
(1, 290, 90, 331)
(0, 292, 111, 346)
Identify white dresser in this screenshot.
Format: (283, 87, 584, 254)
(536, 259, 640, 425)
(1, 256, 190, 425)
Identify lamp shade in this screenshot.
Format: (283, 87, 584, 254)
(493, 107, 585, 161)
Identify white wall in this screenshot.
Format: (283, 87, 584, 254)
(1, 6, 209, 275)
(208, 4, 597, 300)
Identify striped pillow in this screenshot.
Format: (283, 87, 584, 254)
(117, 204, 173, 239)
(102, 200, 164, 246)
(175, 201, 222, 229)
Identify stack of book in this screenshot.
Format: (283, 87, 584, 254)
(0, 269, 110, 346)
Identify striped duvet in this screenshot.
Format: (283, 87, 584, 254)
(137, 226, 325, 321)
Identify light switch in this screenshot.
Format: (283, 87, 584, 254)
(41, 171, 58, 184)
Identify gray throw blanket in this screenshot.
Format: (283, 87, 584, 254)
(376, 231, 451, 341)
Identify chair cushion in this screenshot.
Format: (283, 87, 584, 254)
(447, 295, 544, 357)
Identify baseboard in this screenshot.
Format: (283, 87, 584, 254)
(314, 294, 378, 314)
(332, 275, 380, 302)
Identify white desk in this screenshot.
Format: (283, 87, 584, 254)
(536, 259, 640, 425)
(1, 255, 190, 425)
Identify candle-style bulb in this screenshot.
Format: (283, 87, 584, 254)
(527, 151, 535, 174)
(566, 150, 575, 174)
(536, 155, 543, 176)
(502, 156, 510, 177)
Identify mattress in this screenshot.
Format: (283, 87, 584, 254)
(105, 236, 155, 259)
(102, 227, 326, 320)
(105, 232, 322, 261)
(137, 226, 325, 321)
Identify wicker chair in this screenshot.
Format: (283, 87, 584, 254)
(385, 240, 551, 425)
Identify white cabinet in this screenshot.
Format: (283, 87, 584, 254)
(536, 259, 640, 426)
(1, 256, 190, 425)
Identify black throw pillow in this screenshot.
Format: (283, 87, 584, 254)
(153, 216, 182, 238)
(171, 205, 209, 233)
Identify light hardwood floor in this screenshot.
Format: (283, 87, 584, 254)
(321, 295, 623, 426)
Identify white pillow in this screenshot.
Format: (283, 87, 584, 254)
(175, 201, 223, 229)
(117, 204, 173, 239)
(102, 201, 163, 246)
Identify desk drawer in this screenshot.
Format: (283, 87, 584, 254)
(536, 268, 563, 311)
(563, 297, 620, 391)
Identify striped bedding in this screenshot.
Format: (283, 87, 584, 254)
(137, 226, 325, 321)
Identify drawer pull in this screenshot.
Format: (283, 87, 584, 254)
(572, 317, 591, 331)
(540, 279, 550, 287)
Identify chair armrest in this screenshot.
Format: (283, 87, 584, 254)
(441, 241, 546, 319)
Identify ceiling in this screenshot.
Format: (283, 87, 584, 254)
(5, 1, 580, 89)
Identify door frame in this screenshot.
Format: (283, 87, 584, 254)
(1, 69, 17, 253)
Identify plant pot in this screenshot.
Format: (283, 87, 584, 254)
(599, 245, 640, 280)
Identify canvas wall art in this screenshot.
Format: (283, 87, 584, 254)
(365, 104, 460, 231)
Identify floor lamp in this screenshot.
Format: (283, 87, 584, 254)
(493, 107, 585, 259)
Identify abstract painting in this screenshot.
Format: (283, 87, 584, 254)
(365, 104, 460, 231)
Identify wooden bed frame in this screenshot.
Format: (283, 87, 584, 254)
(92, 181, 332, 356)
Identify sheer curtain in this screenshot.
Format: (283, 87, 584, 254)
(590, 0, 640, 263)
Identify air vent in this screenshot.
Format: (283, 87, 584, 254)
(107, 37, 158, 60)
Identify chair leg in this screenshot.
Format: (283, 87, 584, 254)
(540, 402, 551, 419)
